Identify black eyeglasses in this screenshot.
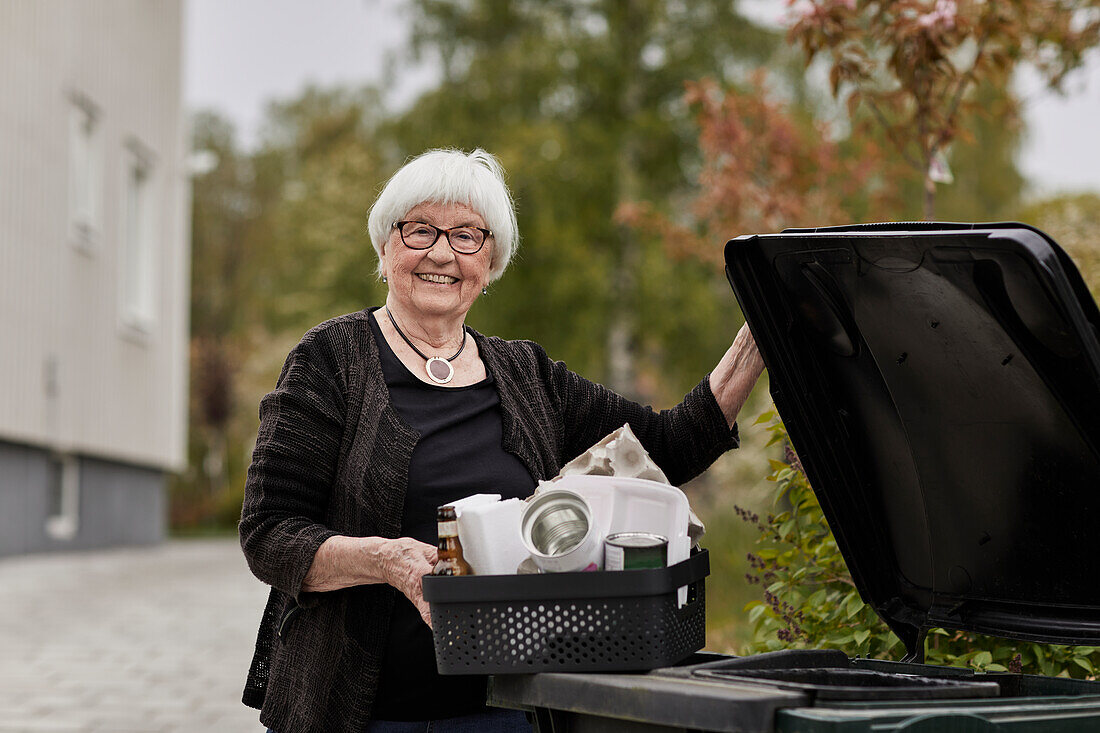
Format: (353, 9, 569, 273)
(392, 220, 493, 254)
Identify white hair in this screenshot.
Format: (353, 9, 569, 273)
(367, 148, 519, 282)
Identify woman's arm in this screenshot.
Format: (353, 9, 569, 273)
(708, 323, 766, 429)
(301, 535, 437, 627)
(241, 331, 441, 626)
(535, 322, 765, 485)
(240, 337, 345, 605)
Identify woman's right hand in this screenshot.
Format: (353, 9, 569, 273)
(380, 537, 439, 628)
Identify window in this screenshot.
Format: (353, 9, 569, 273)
(120, 144, 157, 332)
(68, 97, 102, 250)
(45, 454, 80, 541)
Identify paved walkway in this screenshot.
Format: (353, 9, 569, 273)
(0, 539, 270, 733)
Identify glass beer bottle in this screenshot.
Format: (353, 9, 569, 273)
(432, 505, 473, 576)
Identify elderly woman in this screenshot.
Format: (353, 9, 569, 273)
(240, 148, 765, 733)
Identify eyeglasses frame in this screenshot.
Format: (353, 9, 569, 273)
(392, 220, 493, 255)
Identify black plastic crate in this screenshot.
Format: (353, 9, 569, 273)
(422, 550, 709, 674)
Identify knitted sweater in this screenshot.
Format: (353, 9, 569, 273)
(239, 308, 739, 732)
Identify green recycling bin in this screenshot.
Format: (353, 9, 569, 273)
(487, 223, 1100, 732)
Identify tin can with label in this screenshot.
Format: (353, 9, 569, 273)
(604, 532, 668, 570)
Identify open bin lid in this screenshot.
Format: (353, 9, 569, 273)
(723, 222, 1100, 659)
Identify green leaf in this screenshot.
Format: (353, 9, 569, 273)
(985, 664, 1008, 672)
(845, 593, 864, 618)
(753, 411, 775, 426)
(1073, 657, 1095, 674)
(854, 629, 871, 646)
(748, 604, 769, 624)
(973, 651, 993, 668)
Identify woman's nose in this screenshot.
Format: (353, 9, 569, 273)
(427, 236, 456, 262)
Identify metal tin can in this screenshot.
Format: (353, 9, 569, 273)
(520, 489, 604, 572)
(604, 532, 668, 570)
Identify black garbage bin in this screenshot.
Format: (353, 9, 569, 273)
(486, 222, 1100, 732)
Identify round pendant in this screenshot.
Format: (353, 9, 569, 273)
(426, 357, 455, 384)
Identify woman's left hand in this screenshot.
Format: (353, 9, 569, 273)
(709, 323, 766, 429)
(379, 537, 439, 629)
(301, 535, 438, 628)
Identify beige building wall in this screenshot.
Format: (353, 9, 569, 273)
(0, 0, 190, 472)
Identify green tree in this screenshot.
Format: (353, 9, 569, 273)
(252, 86, 390, 337)
(928, 82, 1024, 222)
(1022, 193, 1100, 296)
(177, 89, 391, 528)
(175, 112, 263, 527)
(388, 0, 778, 400)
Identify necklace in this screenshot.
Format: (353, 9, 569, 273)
(385, 308, 467, 385)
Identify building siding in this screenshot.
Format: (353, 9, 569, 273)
(0, 439, 166, 555)
(0, 0, 189, 473)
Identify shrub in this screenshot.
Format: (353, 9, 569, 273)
(741, 410, 1098, 679)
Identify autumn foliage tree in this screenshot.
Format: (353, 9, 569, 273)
(787, 0, 1100, 218)
(617, 74, 900, 263)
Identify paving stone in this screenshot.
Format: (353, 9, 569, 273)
(0, 540, 268, 732)
(0, 720, 85, 732)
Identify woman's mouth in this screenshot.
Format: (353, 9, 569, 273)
(416, 273, 459, 285)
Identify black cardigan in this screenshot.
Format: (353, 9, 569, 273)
(239, 308, 738, 732)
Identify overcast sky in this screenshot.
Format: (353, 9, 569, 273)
(184, 0, 1100, 198)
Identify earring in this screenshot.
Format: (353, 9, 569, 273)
(482, 287, 488, 295)
(382, 276, 388, 284)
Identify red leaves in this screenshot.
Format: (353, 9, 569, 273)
(785, 0, 1100, 217)
(619, 75, 899, 264)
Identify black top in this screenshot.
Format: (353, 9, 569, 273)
(239, 307, 739, 733)
(368, 313, 536, 720)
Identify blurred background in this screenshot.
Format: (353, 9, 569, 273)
(183, 0, 1100, 651)
(3, 0, 1100, 705)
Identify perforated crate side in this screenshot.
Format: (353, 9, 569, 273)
(431, 581, 706, 675)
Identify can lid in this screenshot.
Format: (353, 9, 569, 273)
(725, 222, 1100, 657)
(606, 532, 668, 548)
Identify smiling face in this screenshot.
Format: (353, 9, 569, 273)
(380, 201, 494, 323)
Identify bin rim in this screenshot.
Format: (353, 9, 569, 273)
(422, 548, 709, 603)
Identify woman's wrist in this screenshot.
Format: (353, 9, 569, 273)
(373, 537, 406, 587)
(710, 324, 766, 428)
(301, 535, 390, 592)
